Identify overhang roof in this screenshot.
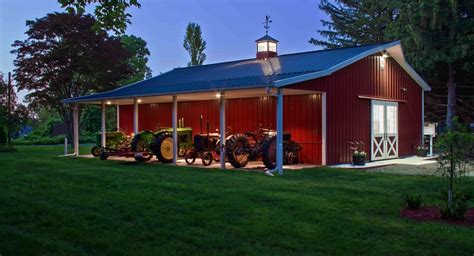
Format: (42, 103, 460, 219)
(64, 41, 430, 104)
(255, 35, 279, 42)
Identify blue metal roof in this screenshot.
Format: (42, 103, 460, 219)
(64, 42, 400, 103)
(255, 35, 279, 42)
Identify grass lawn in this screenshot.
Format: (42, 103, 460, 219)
(0, 146, 473, 255)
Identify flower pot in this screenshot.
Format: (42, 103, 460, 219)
(352, 155, 366, 166)
(416, 150, 426, 157)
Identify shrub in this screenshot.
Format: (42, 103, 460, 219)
(401, 192, 423, 209)
(440, 190, 471, 220)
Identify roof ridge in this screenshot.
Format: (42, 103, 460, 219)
(173, 41, 396, 70)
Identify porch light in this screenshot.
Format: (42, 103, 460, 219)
(106, 101, 112, 105)
(137, 99, 142, 103)
(216, 93, 221, 98)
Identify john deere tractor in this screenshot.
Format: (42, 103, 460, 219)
(131, 127, 193, 163)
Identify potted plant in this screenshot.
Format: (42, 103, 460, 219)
(414, 144, 427, 157)
(350, 141, 366, 166)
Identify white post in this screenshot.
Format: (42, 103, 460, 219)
(116, 104, 120, 132)
(64, 137, 68, 155)
(276, 88, 284, 175)
(101, 101, 106, 148)
(73, 104, 79, 156)
(421, 90, 425, 146)
(172, 95, 178, 164)
(133, 98, 139, 135)
(429, 135, 433, 157)
(219, 92, 226, 169)
(321, 92, 327, 165)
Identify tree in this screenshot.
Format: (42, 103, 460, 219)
(435, 117, 474, 219)
(310, 0, 396, 48)
(386, 0, 474, 127)
(0, 72, 30, 145)
(58, 0, 141, 34)
(11, 13, 132, 146)
(120, 35, 152, 85)
(313, 0, 474, 126)
(183, 23, 207, 66)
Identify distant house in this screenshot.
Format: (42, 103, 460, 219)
(65, 34, 430, 170)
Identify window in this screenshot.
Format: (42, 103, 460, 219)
(268, 42, 277, 52)
(257, 42, 268, 52)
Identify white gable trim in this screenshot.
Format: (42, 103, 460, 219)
(274, 41, 431, 91)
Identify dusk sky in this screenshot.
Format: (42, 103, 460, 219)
(0, 0, 328, 99)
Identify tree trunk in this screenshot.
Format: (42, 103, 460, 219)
(448, 145, 454, 205)
(446, 63, 456, 127)
(6, 72, 11, 146)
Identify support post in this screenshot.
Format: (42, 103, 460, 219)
(133, 98, 139, 135)
(219, 92, 226, 169)
(421, 90, 425, 146)
(73, 104, 79, 156)
(101, 101, 106, 148)
(116, 104, 120, 132)
(276, 88, 284, 175)
(172, 95, 178, 165)
(321, 92, 327, 165)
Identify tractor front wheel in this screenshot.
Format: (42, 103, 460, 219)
(99, 149, 109, 161)
(153, 133, 174, 163)
(201, 151, 213, 166)
(91, 146, 100, 157)
(185, 150, 196, 165)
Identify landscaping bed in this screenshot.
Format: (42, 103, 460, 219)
(401, 206, 474, 227)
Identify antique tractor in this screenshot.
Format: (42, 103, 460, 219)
(131, 125, 193, 163)
(226, 126, 302, 169)
(90, 131, 133, 160)
(184, 119, 220, 166)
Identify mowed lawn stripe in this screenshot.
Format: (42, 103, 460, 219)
(0, 146, 472, 255)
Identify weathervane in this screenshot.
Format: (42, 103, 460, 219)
(263, 15, 272, 35)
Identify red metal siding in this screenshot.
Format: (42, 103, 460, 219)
(289, 54, 422, 164)
(119, 95, 323, 164)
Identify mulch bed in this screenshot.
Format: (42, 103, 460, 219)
(400, 206, 474, 227)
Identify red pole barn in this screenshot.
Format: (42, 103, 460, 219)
(65, 37, 430, 173)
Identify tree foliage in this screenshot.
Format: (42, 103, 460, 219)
(435, 117, 474, 219)
(0, 72, 30, 145)
(310, 0, 396, 48)
(120, 35, 152, 85)
(386, 0, 474, 126)
(183, 23, 207, 67)
(312, 0, 474, 125)
(58, 0, 141, 34)
(11, 13, 132, 145)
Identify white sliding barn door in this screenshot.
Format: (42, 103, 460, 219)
(371, 100, 398, 161)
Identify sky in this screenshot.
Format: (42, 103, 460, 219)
(0, 0, 328, 100)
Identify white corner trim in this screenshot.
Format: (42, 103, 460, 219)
(321, 92, 327, 165)
(274, 41, 431, 92)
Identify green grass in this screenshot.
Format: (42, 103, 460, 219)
(0, 146, 473, 255)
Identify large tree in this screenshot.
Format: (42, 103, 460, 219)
(183, 22, 207, 66)
(310, 0, 396, 48)
(313, 0, 474, 126)
(11, 13, 132, 146)
(58, 0, 141, 34)
(120, 34, 152, 85)
(386, 0, 474, 126)
(0, 72, 30, 145)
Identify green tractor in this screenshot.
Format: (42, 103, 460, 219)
(131, 127, 193, 163)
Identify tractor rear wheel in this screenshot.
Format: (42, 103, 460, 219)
(226, 134, 250, 168)
(91, 146, 100, 157)
(261, 136, 277, 169)
(153, 133, 174, 163)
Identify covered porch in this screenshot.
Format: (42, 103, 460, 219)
(70, 87, 327, 175)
